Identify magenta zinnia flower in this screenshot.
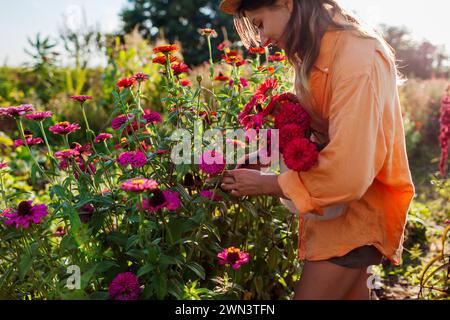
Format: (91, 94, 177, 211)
(14, 137, 43, 147)
(143, 110, 162, 124)
(117, 151, 147, 168)
(112, 114, 134, 130)
(2, 200, 49, 229)
(49, 121, 81, 135)
(217, 247, 250, 270)
(70, 95, 93, 104)
(199, 150, 226, 176)
(95, 133, 113, 143)
(120, 178, 159, 192)
(0, 162, 8, 170)
(142, 189, 181, 213)
(0, 105, 35, 118)
(200, 190, 223, 202)
(439, 90, 450, 176)
(109, 272, 140, 300)
(132, 73, 149, 82)
(280, 124, 306, 152)
(283, 138, 319, 172)
(25, 111, 53, 121)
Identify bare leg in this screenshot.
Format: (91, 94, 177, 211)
(293, 260, 365, 300)
(343, 268, 371, 300)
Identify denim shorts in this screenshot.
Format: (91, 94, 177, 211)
(327, 245, 384, 269)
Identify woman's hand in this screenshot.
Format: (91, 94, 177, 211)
(220, 169, 287, 198)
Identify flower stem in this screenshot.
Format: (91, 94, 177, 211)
(16, 119, 53, 183)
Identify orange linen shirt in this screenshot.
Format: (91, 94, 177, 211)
(277, 28, 416, 266)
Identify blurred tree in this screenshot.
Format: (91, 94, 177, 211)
(120, 0, 240, 65)
(380, 24, 449, 79)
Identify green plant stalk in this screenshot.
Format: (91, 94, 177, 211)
(16, 119, 53, 183)
(0, 172, 8, 208)
(207, 35, 215, 89)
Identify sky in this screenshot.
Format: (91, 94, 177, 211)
(0, 0, 449, 66)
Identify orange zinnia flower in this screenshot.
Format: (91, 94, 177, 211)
(152, 55, 179, 65)
(199, 28, 217, 37)
(153, 44, 178, 54)
(249, 47, 266, 55)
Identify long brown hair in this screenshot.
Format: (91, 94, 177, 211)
(234, 0, 401, 107)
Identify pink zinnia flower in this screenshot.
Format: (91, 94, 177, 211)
(0, 162, 8, 170)
(120, 178, 159, 192)
(14, 137, 43, 147)
(199, 150, 226, 176)
(70, 95, 93, 104)
(109, 272, 140, 300)
(95, 133, 113, 143)
(55, 149, 80, 159)
(0, 105, 35, 118)
(117, 151, 147, 168)
(132, 73, 149, 82)
(2, 200, 49, 229)
(49, 121, 81, 135)
(217, 247, 250, 270)
(117, 77, 137, 88)
(283, 138, 319, 172)
(25, 111, 53, 121)
(112, 114, 134, 130)
(439, 90, 450, 176)
(200, 190, 223, 202)
(143, 110, 162, 124)
(142, 189, 181, 213)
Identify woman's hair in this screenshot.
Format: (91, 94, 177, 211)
(234, 0, 402, 107)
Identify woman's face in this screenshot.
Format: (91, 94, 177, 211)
(244, 0, 294, 49)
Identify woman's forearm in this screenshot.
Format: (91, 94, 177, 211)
(261, 174, 290, 200)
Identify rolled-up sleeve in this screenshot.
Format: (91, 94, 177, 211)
(278, 73, 387, 216)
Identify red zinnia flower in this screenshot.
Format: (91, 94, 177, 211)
(274, 102, 311, 130)
(117, 77, 137, 88)
(280, 124, 306, 152)
(268, 52, 287, 62)
(249, 47, 265, 55)
(180, 78, 192, 87)
(283, 138, 319, 172)
(214, 73, 230, 82)
(172, 62, 190, 76)
(255, 78, 278, 97)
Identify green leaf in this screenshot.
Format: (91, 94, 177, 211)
(19, 254, 33, 281)
(137, 263, 154, 277)
(154, 273, 167, 299)
(95, 261, 119, 273)
(185, 262, 205, 280)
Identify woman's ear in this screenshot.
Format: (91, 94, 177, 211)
(283, 0, 294, 13)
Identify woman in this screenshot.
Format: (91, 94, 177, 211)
(218, 0, 416, 300)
